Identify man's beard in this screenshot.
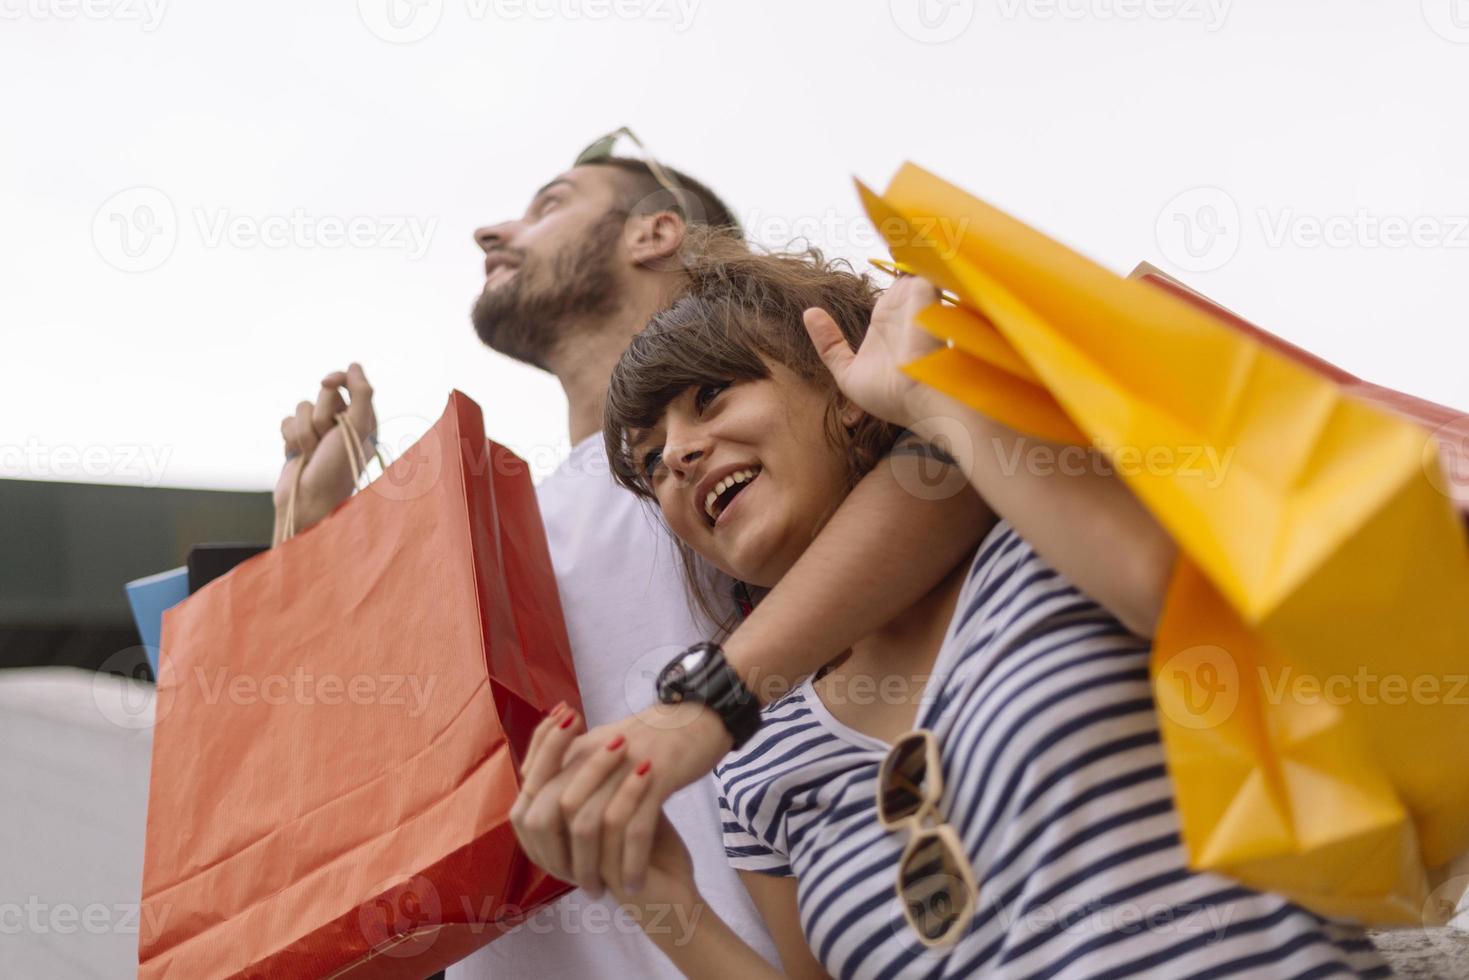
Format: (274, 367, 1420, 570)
(470, 212, 625, 371)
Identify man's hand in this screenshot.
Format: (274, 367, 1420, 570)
(509, 700, 731, 899)
(272, 363, 377, 545)
(802, 274, 945, 430)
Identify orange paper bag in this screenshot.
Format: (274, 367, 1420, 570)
(1130, 261, 1469, 520)
(860, 164, 1469, 921)
(139, 391, 581, 978)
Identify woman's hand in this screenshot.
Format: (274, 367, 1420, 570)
(601, 779, 699, 913)
(509, 701, 729, 899)
(811, 277, 1177, 637)
(802, 274, 945, 430)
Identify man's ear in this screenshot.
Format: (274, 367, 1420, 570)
(624, 210, 686, 267)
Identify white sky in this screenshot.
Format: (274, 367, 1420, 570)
(3, 0, 1466, 490)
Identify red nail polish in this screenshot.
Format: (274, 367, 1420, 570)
(559, 711, 577, 729)
(606, 735, 626, 751)
(635, 760, 652, 777)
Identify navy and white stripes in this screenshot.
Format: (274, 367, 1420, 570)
(715, 522, 1387, 979)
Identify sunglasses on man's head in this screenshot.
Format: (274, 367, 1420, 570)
(574, 126, 687, 215)
(877, 729, 979, 947)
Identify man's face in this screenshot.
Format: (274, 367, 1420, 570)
(471, 165, 629, 370)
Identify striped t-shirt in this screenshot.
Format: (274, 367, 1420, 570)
(715, 521, 1387, 979)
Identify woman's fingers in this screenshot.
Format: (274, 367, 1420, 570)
(605, 761, 658, 896)
(803, 307, 855, 387)
(509, 705, 565, 847)
(519, 705, 578, 799)
(561, 736, 631, 897)
(510, 706, 582, 877)
(899, 274, 939, 308)
(517, 703, 568, 792)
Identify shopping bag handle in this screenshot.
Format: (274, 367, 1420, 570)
(868, 258, 963, 307)
(281, 412, 388, 542)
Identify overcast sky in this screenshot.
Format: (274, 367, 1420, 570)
(4, 0, 1466, 489)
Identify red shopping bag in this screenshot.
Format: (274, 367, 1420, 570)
(139, 391, 581, 979)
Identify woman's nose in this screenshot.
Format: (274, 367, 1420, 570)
(663, 443, 707, 480)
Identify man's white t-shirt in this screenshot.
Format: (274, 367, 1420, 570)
(448, 437, 779, 979)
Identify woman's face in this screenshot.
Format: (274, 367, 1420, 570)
(632, 361, 854, 589)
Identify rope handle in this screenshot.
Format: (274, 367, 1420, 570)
(282, 412, 388, 542)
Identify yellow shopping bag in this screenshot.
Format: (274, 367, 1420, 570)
(860, 163, 1469, 924)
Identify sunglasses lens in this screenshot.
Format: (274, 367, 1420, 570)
(900, 832, 973, 945)
(879, 733, 930, 823)
(574, 135, 618, 166)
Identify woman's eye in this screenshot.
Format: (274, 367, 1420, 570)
(641, 448, 663, 479)
(694, 381, 730, 412)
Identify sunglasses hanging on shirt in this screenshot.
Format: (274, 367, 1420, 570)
(876, 728, 979, 947)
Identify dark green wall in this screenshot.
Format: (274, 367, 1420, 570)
(0, 479, 272, 673)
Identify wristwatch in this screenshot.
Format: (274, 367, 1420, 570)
(656, 642, 763, 750)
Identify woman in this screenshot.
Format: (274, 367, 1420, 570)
(514, 233, 1387, 978)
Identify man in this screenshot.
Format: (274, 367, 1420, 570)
(276, 135, 986, 977)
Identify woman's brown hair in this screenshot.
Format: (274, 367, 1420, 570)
(603, 227, 901, 635)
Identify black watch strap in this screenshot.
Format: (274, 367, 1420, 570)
(657, 642, 763, 750)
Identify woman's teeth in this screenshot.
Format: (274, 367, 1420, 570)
(705, 468, 759, 521)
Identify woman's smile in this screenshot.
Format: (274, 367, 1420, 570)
(712, 469, 759, 529)
(697, 464, 763, 527)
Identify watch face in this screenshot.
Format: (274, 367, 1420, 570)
(655, 659, 685, 699)
(657, 644, 713, 703)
